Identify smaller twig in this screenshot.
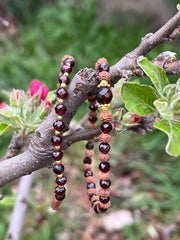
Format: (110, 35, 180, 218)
(1, 133, 26, 161)
(5, 173, 35, 240)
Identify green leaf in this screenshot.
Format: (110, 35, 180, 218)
(0, 123, 13, 136)
(0, 107, 13, 118)
(154, 100, 173, 120)
(121, 82, 157, 116)
(138, 58, 169, 98)
(154, 119, 180, 156)
(46, 90, 56, 103)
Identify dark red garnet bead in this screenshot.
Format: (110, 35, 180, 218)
(98, 63, 109, 72)
(63, 58, 75, 67)
(100, 196, 110, 204)
(61, 65, 72, 74)
(96, 88, 112, 104)
(94, 204, 100, 214)
(53, 164, 64, 174)
(53, 120, 65, 131)
(52, 151, 63, 160)
(101, 122, 112, 133)
(55, 193, 65, 201)
(89, 116, 97, 123)
(99, 162, 110, 173)
(56, 88, 68, 99)
(55, 186, 66, 195)
(83, 157, 92, 164)
(56, 176, 67, 185)
(100, 179, 111, 189)
(55, 104, 67, 115)
(58, 75, 70, 85)
(99, 143, 111, 154)
(84, 170, 93, 177)
(89, 104, 98, 112)
(88, 95, 96, 103)
(87, 183, 96, 189)
(86, 142, 94, 150)
(52, 135, 62, 146)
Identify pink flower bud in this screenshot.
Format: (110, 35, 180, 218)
(30, 80, 48, 100)
(0, 102, 8, 109)
(10, 89, 24, 107)
(39, 100, 53, 119)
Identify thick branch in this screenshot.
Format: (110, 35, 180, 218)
(0, 11, 180, 187)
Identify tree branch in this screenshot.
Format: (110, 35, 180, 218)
(0, 11, 180, 188)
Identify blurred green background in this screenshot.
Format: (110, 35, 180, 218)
(0, 0, 180, 239)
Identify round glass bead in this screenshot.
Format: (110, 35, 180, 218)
(89, 104, 98, 112)
(101, 122, 112, 133)
(56, 88, 68, 99)
(100, 179, 111, 189)
(86, 142, 94, 150)
(55, 104, 67, 115)
(88, 95, 96, 103)
(55, 193, 65, 201)
(55, 176, 67, 185)
(63, 58, 75, 67)
(100, 196, 110, 204)
(53, 120, 65, 131)
(58, 75, 70, 85)
(53, 164, 64, 174)
(99, 162, 110, 173)
(96, 88, 112, 104)
(84, 170, 93, 177)
(99, 143, 111, 154)
(87, 183, 96, 189)
(83, 157, 92, 164)
(61, 65, 72, 74)
(98, 63, 109, 72)
(52, 135, 62, 146)
(89, 116, 97, 123)
(52, 151, 63, 160)
(55, 186, 66, 195)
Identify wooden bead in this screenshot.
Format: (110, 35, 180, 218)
(98, 171, 110, 180)
(88, 110, 98, 117)
(98, 71, 111, 82)
(87, 188, 97, 196)
(100, 201, 111, 209)
(51, 193, 61, 210)
(99, 188, 111, 197)
(100, 112, 112, 122)
(99, 133, 111, 143)
(88, 122, 97, 129)
(83, 163, 91, 171)
(85, 150, 94, 157)
(86, 176, 95, 184)
(91, 195, 99, 203)
(99, 153, 111, 162)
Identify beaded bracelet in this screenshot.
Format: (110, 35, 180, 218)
(82, 58, 113, 214)
(51, 55, 75, 210)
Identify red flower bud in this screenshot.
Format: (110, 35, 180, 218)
(0, 102, 8, 109)
(30, 80, 48, 100)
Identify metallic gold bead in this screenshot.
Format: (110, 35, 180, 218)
(56, 160, 61, 165)
(55, 146, 61, 151)
(64, 72, 69, 76)
(58, 185, 64, 188)
(55, 130, 61, 135)
(97, 80, 110, 88)
(99, 104, 112, 112)
(66, 63, 70, 66)
(57, 174, 63, 178)
(57, 115, 63, 121)
(58, 99, 64, 104)
(60, 83, 67, 88)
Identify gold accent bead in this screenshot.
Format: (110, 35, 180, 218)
(58, 99, 64, 104)
(64, 72, 69, 76)
(60, 83, 67, 88)
(57, 116, 63, 121)
(57, 174, 63, 178)
(55, 146, 61, 151)
(97, 80, 110, 88)
(56, 160, 61, 165)
(55, 130, 61, 135)
(99, 104, 112, 112)
(66, 63, 70, 66)
(58, 185, 64, 188)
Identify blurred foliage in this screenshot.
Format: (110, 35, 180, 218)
(1, 0, 180, 239)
